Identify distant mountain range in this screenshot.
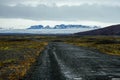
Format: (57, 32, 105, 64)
(75, 24, 120, 35)
(27, 24, 100, 29)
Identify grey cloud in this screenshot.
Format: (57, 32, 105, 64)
(0, 4, 120, 23)
(0, 0, 120, 6)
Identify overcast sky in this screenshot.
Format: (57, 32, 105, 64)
(0, 0, 120, 29)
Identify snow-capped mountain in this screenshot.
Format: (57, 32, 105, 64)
(27, 24, 100, 29)
(27, 25, 44, 29)
(54, 24, 90, 29)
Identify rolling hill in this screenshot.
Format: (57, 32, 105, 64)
(75, 24, 120, 35)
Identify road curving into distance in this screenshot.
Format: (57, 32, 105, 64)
(24, 42, 120, 80)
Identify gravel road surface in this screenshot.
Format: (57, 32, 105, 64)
(24, 42, 120, 80)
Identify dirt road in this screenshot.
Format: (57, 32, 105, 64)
(24, 42, 120, 80)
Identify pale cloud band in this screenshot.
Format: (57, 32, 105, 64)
(0, 18, 118, 29)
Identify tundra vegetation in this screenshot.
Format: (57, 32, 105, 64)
(65, 36, 120, 55)
(0, 35, 120, 80)
(0, 35, 48, 80)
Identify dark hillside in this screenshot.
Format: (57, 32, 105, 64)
(75, 24, 120, 35)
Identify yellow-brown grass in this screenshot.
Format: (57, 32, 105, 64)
(65, 36, 120, 56)
(0, 38, 48, 80)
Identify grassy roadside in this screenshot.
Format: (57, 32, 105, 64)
(65, 36, 120, 56)
(0, 38, 48, 80)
